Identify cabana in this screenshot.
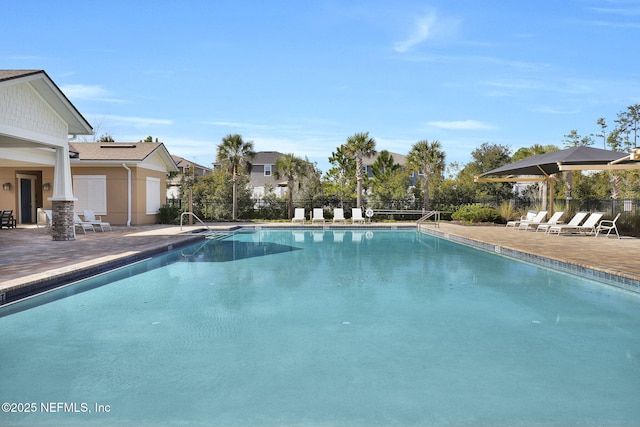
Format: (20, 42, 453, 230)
(474, 146, 629, 214)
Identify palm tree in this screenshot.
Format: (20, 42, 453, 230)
(345, 132, 376, 208)
(216, 134, 255, 220)
(274, 153, 306, 219)
(407, 140, 445, 211)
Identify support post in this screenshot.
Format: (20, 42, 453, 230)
(48, 146, 76, 241)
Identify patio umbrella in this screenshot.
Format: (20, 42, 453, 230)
(474, 146, 629, 214)
(477, 146, 628, 178)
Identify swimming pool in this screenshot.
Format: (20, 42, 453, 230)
(1, 229, 639, 426)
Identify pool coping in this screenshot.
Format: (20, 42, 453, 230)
(417, 224, 640, 294)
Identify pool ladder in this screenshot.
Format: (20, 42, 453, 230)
(416, 211, 440, 230)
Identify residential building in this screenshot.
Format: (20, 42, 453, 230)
(0, 70, 92, 239)
(0, 70, 177, 238)
(68, 142, 178, 226)
(362, 151, 408, 178)
(167, 155, 212, 199)
(214, 151, 287, 198)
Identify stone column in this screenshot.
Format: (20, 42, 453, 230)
(49, 146, 76, 241)
(51, 201, 75, 241)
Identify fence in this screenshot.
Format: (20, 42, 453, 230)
(165, 197, 640, 221)
(512, 198, 640, 216)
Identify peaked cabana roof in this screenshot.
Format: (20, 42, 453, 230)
(477, 146, 629, 180)
(69, 142, 178, 172)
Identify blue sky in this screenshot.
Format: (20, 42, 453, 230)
(3, 0, 640, 173)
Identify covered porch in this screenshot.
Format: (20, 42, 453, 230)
(0, 70, 93, 240)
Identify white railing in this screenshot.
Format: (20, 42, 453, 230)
(416, 211, 440, 229)
(180, 212, 210, 231)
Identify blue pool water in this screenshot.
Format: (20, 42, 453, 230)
(1, 229, 639, 426)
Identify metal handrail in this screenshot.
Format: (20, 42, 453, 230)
(180, 212, 210, 231)
(416, 211, 440, 229)
(372, 209, 426, 215)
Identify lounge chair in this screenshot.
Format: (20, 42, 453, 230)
(532, 211, 565, 232)
(544, 211, 588, 235)
(292, 208, 306, 224)
(37, 208, 53, 229)
(312, 208, 325, 223)
(547, 212, 602, 236)
(573, 212, 605, 235)
(351, 230, 364, 242)
(333, 208, 346, 223)
(517, 210, 548, 230)
(351, 208, 365, 224)
(595, 213, 621, 239)
(74, 213, 95, 234)
(0, 210, 16, 229)
(83, 209, 112, 231)
(506, 210, 537, 229)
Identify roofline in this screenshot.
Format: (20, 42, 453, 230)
(0, 70, 44, 83)
(142, 143, 179, 172)
(69, 142, 179, 172)
(1, 70, 93, 136)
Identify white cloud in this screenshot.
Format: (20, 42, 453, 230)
(427, 120, 494, 131)
(394, 13, 434, 53)
(393, 10, 460, 53)
(590, 7, 640, 17)
(92, 114, 173, 128)
(59, 84, 120, 102)
(529, 106, 580, 115)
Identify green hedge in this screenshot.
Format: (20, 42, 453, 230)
(452, 204, 501, 224)
(158, 205, 182, 225)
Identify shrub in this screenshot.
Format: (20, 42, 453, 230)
(452, 204, 501, 224)
(158, 204, 182, 225)
(497, 201, 517, 223)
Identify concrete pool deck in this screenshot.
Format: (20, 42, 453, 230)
(1, 221, 639, 304)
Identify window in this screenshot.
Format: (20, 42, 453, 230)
(73, 175, 107, 215)
(264, 165, 272, 176)
(146, 177, 161, 214)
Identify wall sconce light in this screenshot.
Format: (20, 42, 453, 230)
(2, 183, 10, 191)
(43, 183, 51, 191)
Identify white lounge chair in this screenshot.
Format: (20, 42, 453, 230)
(573, 212, 605, 235)
(37, 208, 53, 229)
(292, 208, 306, 224)
(544, 211, 588, 235)
(506, 210, 536, 229)
(312, 208, 325, 223)
(517, 210, 548, 230)
(333, 230, 345, 242)
(351, 208, 365, 224)
(532, 211, 564, 232)
(333, 208, 346, 223)
(83, 209, 112, 231)
(595, 213, 621, 239)
(74, 213, 95, 234)
(547, 212, 600, 236)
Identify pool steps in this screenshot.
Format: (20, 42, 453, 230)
(204, 231, 235, 240)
